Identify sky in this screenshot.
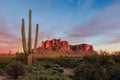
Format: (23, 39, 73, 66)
(0, 0, 120, 53)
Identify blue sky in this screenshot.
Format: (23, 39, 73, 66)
(0, 0, 120, 53)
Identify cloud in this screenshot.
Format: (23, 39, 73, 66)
(38, 31, 55, 40)
(107, 38, 120, 44)
(103, 34, 120, 44)
(0, 18, 22, 53)
(0, 28, 22, 53)
(0, 36, 22, 53)
(66, 3, 120, 42)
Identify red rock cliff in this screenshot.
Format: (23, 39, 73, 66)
(41, 39, 71, 51)
(37, 39, 95, 53)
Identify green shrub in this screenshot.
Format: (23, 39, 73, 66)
(0, 57, 9, 69)
(43, 63, 53, 69)
(24, 61, 71, 80)
(5, 61, 25, 79)
(74, 63, 103, 80)
(106, 65, 120, 80)
(82, 54, 99, 63)
(16, 53, 28, 64)
(0, 61, 8, 69)
(0, 69, 5, 76)
(24, 73, 72, 80)
(53, 57, 81, 68)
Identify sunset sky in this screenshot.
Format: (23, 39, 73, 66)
(0, 0, 120, 53)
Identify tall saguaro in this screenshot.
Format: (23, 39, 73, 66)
(21, 10, 39, 72)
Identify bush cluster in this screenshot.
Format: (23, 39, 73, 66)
(5, 61, 25, 79)
(74, 54, 120, 80)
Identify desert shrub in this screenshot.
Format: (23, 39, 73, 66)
(0, 57, 10, 69)
(35, 56, 82, 68)
(15, 53, 28, 64)
(24, 73, 72, 80)
(82, 54, 99, 64)
(52, 57, 81, 68)
(53, 67, 64, 73)
(74, 63, 103, 80)
(0, 69, 6, 76)
(55, 57, 73, 67)
(43, 63, 53, 69)
(99, 55, 114, 65)
(24, 61, 71, 80)
(74, 53, 120, 80)
(106, 65, 120, 80)
(43, 63, 64, 73)
(5, 61, 25, 79)
(111, 55, 120, 64)
(0, 61, 8, 69)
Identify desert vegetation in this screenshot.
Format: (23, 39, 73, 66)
(0, 51, 119, 80)
(0, 10, 119, 80)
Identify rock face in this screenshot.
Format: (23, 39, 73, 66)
(70, 44, 94, 52)
(41, 39, 71, 51)
(36, 39, 95, 53)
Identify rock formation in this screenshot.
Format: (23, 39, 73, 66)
(41, 39, 71, 51)
(36, 39, 96, 53)
(70, 44, 94, 52)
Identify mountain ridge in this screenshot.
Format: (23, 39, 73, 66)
(36, 39, 96, 54)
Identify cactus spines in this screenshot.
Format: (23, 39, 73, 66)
(21, 19, 27, 54)
(28, 9, 32, 54)
(34, 24, 39, 51)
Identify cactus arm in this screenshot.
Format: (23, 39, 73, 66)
(21, 19, 28, 54)
(28, 10, 32, 54)
(34, 24, 39, 52)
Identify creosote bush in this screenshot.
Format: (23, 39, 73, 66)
(74, 63, 103, 80)
(5, 61, 25, 79)
(16, 53, 28, 64)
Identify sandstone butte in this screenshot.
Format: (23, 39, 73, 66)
(36, 39, 96, 54)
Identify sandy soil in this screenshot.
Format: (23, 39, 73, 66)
(0, 76, 6, 80)
(62, 68, 74, 75)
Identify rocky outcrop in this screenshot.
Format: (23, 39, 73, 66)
(36, 39, 96, 53)
(41, 39, 71, 51)
(70, 44, 94, 52)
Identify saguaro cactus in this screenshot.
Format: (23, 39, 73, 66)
(21, 10, 39, 72)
